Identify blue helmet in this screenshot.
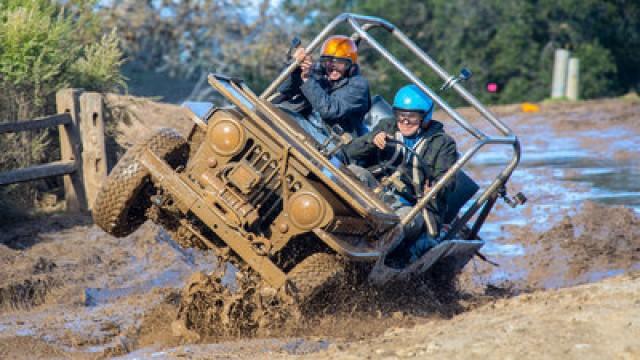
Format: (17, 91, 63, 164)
(392, 84, 435, 120)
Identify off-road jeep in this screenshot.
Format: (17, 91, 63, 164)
(92, 14, 524, 304)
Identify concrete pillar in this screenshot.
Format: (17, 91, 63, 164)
(551, 49, 570, 99)
(566, 57, 580, 101)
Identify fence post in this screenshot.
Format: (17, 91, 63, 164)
(79, 92, 108, 210)
(551, 49, 570, 99)
(56, 89, 87, 212)
(566, 57, 580, 101)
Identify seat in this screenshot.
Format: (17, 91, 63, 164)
(444, 170, 479, 225)
(362, 95, 394, 134)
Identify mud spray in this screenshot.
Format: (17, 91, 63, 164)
(167, 201, 640, 345)
(167, 259, 468, 345)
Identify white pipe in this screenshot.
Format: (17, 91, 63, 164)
(566, 57, 580, 101)
(551, 49, 570, 99)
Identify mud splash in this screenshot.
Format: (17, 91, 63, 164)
(0, 276, 60, 312)
(174, 270, 295, 340)
(165, 261, 472, 346)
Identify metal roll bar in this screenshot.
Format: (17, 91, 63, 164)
(260, 13, 521, 233)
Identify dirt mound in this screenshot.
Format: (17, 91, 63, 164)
(547, 201, 639, 261)
(487, 201, 640, 290)
(307, 272, 640, 360)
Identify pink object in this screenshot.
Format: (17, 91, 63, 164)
(487, 83, 498, 93)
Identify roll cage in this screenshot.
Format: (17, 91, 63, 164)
(261, 13, 521, 240)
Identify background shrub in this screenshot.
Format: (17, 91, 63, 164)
(0, 0, 125, 215)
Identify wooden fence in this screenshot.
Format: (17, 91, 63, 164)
(0, 89, 107, 212)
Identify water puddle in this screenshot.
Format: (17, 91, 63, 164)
(85, 269, 183, 306)
(466, 124, 640, 288)
(481, 242, 525, 257)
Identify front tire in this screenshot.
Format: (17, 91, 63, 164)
(287, 252, 346, 306)
(92, 128, 188, 237)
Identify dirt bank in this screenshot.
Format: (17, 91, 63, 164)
(289, 271, 640, 360)
(462, 201, 640, 292)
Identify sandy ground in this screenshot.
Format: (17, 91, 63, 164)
(293, 272, 640, 360)
(1, 95, 639, 359)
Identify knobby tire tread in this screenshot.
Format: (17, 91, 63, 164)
(287, 252, 345, 304)
(92, 128, 187, 237)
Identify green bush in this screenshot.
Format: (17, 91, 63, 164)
(0, 0, 126, 214)
(574, 42, 617, 99)
(71, 30, 128, 92)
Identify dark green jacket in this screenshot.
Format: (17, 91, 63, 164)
(346, 118, 458, 228)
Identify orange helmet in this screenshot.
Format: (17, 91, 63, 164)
(320, 35, 358, 64)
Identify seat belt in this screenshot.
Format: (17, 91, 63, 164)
(411, 136, 439, 238)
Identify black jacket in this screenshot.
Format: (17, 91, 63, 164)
(346, 119, 458, 228)
(277, 66, 371, 137)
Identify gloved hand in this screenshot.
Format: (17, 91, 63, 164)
(293, 48, 313, 81)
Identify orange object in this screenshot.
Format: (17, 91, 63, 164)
(521, 102, 540, 113)
(321, 35, 358, 63)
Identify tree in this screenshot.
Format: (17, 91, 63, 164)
(280, 0, 638, 104)
(99, 0, 297, 101)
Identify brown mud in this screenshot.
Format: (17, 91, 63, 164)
(455, 201, 640, 296)
(0, 96, 639, 358)
(173, 266, 468, 339)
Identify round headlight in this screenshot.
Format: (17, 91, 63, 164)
(208, 118, 245, 156)
(287, 192, 326, 230)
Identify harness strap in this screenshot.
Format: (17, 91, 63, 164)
(387, 132, 404, 167)
(412, 136, 429, 194)
(412, 136, 438, 237)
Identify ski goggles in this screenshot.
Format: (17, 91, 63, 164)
(394, 110, 425, 125)
(320, 56, 352, 68)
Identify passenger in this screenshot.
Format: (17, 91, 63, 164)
(347, 84, 458, 263)
(276, 35, 371, 140)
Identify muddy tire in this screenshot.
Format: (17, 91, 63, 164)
(92, 128, 188, 237)
(287, 252, 345, 305)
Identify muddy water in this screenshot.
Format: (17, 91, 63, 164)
(459, 111, 640, 290)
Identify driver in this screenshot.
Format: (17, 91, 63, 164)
(276, 35, 371, 139)
(347, 84, 458, 261)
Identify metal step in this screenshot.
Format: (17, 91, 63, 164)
(368, 239, 484, 286)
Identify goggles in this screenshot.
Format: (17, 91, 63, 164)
(394, 109, 425, 125)
(320, 56, 352, 68)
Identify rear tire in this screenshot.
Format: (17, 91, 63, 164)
(287, 252, 345, 306)
(92, 128, 188, 237)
